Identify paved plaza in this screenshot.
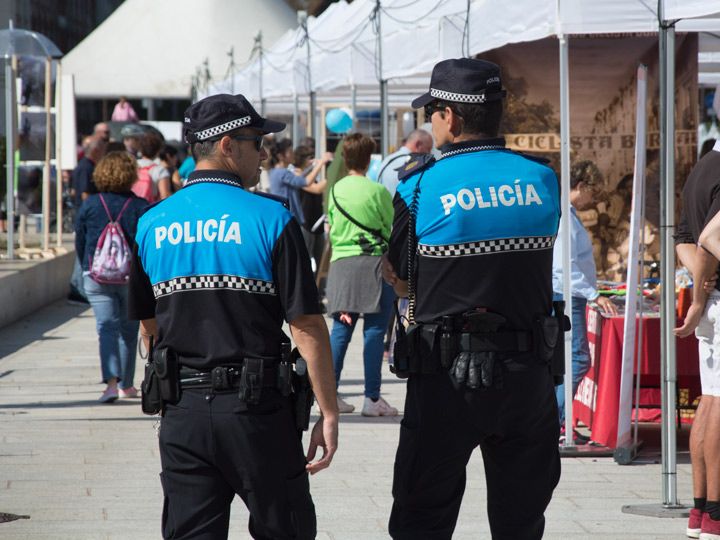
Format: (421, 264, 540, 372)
(0, 300, 694, 539)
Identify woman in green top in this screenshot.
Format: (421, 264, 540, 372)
(326, 133, 398, 417)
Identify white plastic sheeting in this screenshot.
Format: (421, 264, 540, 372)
(62, 0, 296, 99)
(207, 0, 720, 103)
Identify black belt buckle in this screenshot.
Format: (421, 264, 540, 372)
(211, 367, 230, 391)
(239, 358, 264, 404)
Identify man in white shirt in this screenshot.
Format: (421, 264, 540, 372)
(376, 129, 433, 197)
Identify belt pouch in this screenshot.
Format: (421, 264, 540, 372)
(277, 362, 293, 397)
(154, 348, 180, 404)
(239, 358, 264, 404)
(391, 323, 415, 379)
(141, 360, 163, 415)
(291, 358, 314, 432)
(415, 323, 440, 374)
(211, 367, 230, 391)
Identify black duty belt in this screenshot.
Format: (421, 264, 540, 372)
(459, 331, 532, 353)
(179, 365, 279, 391)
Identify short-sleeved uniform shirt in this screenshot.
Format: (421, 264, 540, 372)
(128, 169, 321, 370)
(675, 144, 720, 293)
(388, 139, 561, 331)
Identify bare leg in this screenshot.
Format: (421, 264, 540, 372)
(704, 396, 720, 500)
(692, 396, 710, 499)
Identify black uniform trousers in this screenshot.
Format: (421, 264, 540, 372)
(389, 359, 561, 540)
(158, 388, 316, 540)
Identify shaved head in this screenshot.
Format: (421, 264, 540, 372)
(405, 129, 434, 153)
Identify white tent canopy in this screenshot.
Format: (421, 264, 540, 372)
(62, 0, 297, 99)
(208, 0, 720, 105)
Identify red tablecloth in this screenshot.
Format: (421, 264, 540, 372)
(572, 309, 700, 448)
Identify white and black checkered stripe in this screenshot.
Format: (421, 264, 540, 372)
(194, 116, 252, 141)
(440, 145, 505, 159)
(418, 236, 555, 257)
(431, 87, 490, 104)
(184, 177, 243, 188)
(152, 274, 276, 298)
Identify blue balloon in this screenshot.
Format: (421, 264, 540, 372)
(366, 156, 382, 181)
(326, 108, 353, 134)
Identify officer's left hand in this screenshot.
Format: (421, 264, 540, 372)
(306, 415, 338, 475)
(381, 254, 398, 285)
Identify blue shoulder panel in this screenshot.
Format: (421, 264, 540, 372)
(399, 149, 560, 247)
(136, 183, 292, 285)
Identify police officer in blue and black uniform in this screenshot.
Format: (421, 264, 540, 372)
(383, 59, 562, 539)
(128, 94, 339, 540)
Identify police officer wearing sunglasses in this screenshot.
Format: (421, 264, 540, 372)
(383, 59, 562, 539)
(128, 94, 339, 539)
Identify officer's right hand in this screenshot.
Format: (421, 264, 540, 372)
(306, 414, 338, 475)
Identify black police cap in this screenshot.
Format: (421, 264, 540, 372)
(411, 58, 506, 109)
(183, 94, 285, 144)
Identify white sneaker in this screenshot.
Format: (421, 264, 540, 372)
(361, 396, 399, 417)
(336, 395, 355, 414)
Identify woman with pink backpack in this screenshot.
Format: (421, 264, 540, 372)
(75, 152, 149, 403)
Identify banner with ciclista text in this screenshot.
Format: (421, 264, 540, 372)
(483, 34, 698, 282)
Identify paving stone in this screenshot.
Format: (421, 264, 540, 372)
(0, 300, 695, 538)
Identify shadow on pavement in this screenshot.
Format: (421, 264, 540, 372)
(0, 399, 141, 410)
(311, 413, 402, 425)
(0, 301, 89, 360)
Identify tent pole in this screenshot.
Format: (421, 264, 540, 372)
(42, 56, 51, 252)
(558, 33, 574, 449)
(377, 1, 388, 157)
(304, 17, 317, 155)
(292, 92, 299, 145)
(257, 32, 266, 116)
(659, 7, 679, 508)
(55, 61, 63, 248)
(5, 56, 15, 259)
(351, 84, 357, 130)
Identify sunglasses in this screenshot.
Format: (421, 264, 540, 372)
(423, 102, 462, 122)
(230, 134, 264, 151)
(424, 103, 444, 122)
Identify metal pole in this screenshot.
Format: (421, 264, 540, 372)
(303, 14, 317, 154)
(258, 33, 266, 116)
(377, 1, 389, 156)
(659, 9, 679, 507)
(559, 34, 574, 448)
(229, 46, 235, 95)
(5, 56, 15, 259)
(292, 92, 300, 144)
(55, 61, 62, 248)
(42, 57, 51, 252)
(351, 84, 357, 130)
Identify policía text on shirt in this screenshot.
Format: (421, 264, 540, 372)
(154, 214, 242, 248)
(440, 179, 543, 216)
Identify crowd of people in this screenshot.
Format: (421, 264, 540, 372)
(67, 104, 425, 416)
(59, 55, 719, 539)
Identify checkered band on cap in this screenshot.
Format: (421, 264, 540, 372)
(194, 116, 252, 141)
(430, 87, 489, 104)
(152, 274, 276, 299)
(418, 236, 555, 258)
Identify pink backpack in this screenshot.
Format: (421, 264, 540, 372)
(89, 194, 133, 285)
(132, 163, 157, 203)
